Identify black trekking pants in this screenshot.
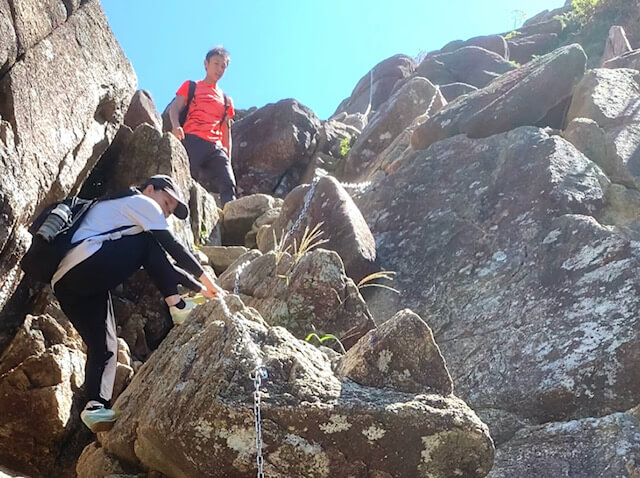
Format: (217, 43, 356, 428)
(183, 133, 237, 205)
(54, 232, 200, 407)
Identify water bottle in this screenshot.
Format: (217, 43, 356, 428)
(36, 203, 72, 242)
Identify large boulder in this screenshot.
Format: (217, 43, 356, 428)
(99, 122, 213, 248)
(415, 46, 515, 90)
(0, 313, 85, 476)
(602, 49, 640, 70)
(344, 77, 445, 180)
(332, 54, 416, 118)
(123, 89, 162, 132)
(218, 249, 376, 349)
(0, 0, 136, 309)
(90, 296, 494, 477)
(0, 0, 18, 74)
(489, 412, 640, 477)
(507, 33, 558, 64)
(600, 25, 633, 66)
(412, 44, 587, 151)
(439, 82, 478, 102)
(336, 309, 453, 395)
(262, 176, 378, 283)
(565, 68, 640, 188)
(357, 126, 640, 432)
(221, 194, 280, 245)
(232, 99, 321, 196)
(512, 17, 564, 37)
(440, 34, 508, 59)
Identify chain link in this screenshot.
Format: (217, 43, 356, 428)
(215, 294, 267, 476)
(0, 263, 20, 311)
(251, 366, 268, 478)
(234, 260, 250, 296)
(281, 175, 321, 248)
(424, 85, 441, 118)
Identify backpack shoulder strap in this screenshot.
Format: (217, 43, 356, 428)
(186, 80, 196, 111)
(219, 93, 229, 127)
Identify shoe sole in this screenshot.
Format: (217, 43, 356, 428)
(87, 419, 116, 433)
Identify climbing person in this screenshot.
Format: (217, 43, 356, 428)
(51, 174, 223, 433)
(168, 46, 237, 205)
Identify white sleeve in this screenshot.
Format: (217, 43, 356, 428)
(120, 195, 169, 231)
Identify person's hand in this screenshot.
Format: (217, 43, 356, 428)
(201, 283, 225, 299)
(171, 126, 185, 140)
(199, 272, 226, 299)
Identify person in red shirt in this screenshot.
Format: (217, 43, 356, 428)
(169, 46, 237, 204)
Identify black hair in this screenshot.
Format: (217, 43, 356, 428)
(139, 179, 161, 191)
(205, 46, 230, 63)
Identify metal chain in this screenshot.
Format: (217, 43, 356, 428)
(338, 180, 372, 193)
(424, 85, 441, 117)
(234, 260, 250, 296)
(251, 365, 268, 478)
(281, 175, 321, 247)
(215, 294, 267, 477)
(0, 263, 20, 311)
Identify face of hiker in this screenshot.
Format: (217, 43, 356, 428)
(144, 187, 178, 218)
(205, 55, 228, 82)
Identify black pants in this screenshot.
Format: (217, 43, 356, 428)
(183, 133, 237, 205)
(54, 233, 200, 407)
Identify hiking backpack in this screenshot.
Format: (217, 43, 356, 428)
(161, 81, 230, 132)
(21, 189, 140, 283)
(21, 197, 98, 283)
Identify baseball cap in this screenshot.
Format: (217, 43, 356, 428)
(142, 174, 189, 219)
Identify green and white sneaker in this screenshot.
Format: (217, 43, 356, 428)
(80, 404, 117, 433)
(169, 298, 198, 326)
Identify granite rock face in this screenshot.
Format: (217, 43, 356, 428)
(262, 176, 378, 283)
(0, 0, 136, 311)
(344, 76, 445, 180)
(489, 412, 640, 477)
(411, 44, 586, 151)
(217, 249, 376, 350)
(232, 99, 321, 196)
(83, 296, 494, 478)
(0, 310, 85, 476)
(357, 126, 640, 431)
(565, 68, 640, 188)
(415, 46, 515, 89)
(332, 54, 416, 119)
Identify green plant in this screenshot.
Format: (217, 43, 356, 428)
(571, 0, 600, 25)
(553, 13, 568, 30)
(504, 30, 522, 40)
(508, 60, 521, 68)
(357, 270, 400, 294)
(198, 219, 209, 246)
(305, 332, 346, 354)
(339, 137, 352, 158)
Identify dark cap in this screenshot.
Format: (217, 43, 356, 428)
(142, 174, 189, 219)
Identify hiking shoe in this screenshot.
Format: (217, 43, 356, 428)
(169, 298, 197, 325)
(80, 405, 117, 433)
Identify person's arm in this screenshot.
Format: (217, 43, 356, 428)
(221, 119, 232, 157)
(169, 95, 187, 140)
(151, 229, 202, 277)
(150, 229, 223, 298)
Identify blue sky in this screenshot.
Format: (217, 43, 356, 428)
(101, 0, 566, 120)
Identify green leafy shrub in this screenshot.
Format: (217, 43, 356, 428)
(571, 0, 600, 25)
(339, 137, 352, 158)
(504, 30, 522, 40)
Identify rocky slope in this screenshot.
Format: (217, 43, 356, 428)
(2, 0, 640, 476)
